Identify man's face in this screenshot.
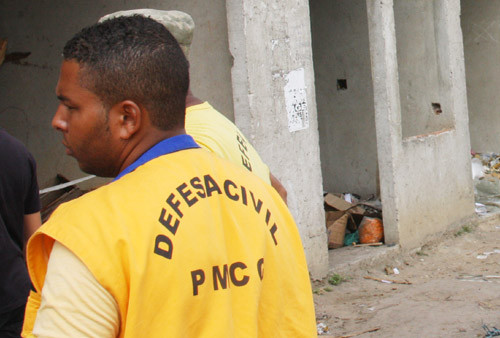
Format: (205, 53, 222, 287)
(53, 60, 121, 177)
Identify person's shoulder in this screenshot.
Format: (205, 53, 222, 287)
(0, 129, 30, 153)
(186, 102, 229, 121)
(186, 101, 211, 113)
(0, 129, 37, 171)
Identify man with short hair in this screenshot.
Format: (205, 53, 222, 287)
(0, 128, 41, 338)
(23, 15, 315, 337)
(100, 9, 288, 203)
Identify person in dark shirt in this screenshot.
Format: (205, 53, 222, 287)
(0, 128, 41, 337)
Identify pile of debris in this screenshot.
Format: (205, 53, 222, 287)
(324, 193, 383, 249)
(472, 152, 500, 215)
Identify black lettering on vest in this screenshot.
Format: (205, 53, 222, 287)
(158, 209, 179, 235)
(167, 193, 183, 218)
(190, 176, 206, 198)
(250, 191, 263, 213)
(241, 186, 248, 206)
(238, 143, 249, 157)
(213, 264, 229, 290)
(236, 134, 248, 151)
(257, 258, 264, 280)
(241, 156, 252, 171)
(204, 174, 222, 197)
(191, 269, 205, 296)
(265, 209, 271, 225)
(236, 135, 252, 171)
(177, 182, 198, 207)
(230, 262, 249, 286)
(270, 223, 278, 246)
(154, 235, 173, 260)
(224, 180, 239, 201)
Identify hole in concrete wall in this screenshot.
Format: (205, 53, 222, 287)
(337, 79, 347, 90)
(310, 0, 378, 200)
(394, 0, 455, 138)
(310, 0, 384, 253)
(431, 102, 442, 115)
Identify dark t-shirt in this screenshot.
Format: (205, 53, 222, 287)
(0, 129, 40, 314)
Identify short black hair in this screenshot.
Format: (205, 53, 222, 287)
(63, 15, 189, 130)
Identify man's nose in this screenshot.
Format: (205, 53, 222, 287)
(52, 105, 68, 131)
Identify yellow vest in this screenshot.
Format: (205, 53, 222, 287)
(24, 148, 315, 337)
(186, 102, 271, 184)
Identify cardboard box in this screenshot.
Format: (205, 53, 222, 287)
(324, 193, 365, 215)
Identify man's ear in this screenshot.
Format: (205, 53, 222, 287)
(111, 100, 142, 140)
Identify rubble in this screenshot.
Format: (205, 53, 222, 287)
(324, 193, 383, 249)
(472, 152, 500, 214)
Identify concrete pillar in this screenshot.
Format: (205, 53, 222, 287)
(366, 0, 402, 245)
(462, 0, 500, 152)
(367, 0, 475, 248)
(226, 0, 328, 278)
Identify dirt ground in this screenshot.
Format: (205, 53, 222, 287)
(313, 214, 500, 338)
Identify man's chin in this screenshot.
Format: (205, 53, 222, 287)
(77, 162, 115, 178)
(77, 162, 97, 176)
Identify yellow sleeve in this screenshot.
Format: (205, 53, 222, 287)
(32, 241, 119, 338)
(186, 102, 271, 184)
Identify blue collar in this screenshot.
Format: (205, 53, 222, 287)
(113, 134, 200, 181)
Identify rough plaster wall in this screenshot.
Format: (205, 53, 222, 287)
(310, 0, 378, 199)
(226, 0, 328, 278)
(394, 0, 454, 138)
(367, 0, 474, 248)
(396, 131, 474, 247)
(461, 0, 500, 153)
(0, 0, 232, 188)
(395, 0, 474, 248)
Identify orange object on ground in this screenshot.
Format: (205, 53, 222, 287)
(358, 217, 384, 244)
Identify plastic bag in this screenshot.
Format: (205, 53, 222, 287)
(358, 217, 384, 244)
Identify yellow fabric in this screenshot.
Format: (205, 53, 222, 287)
(25, 148, 316, 337)
(22, 290, 40, 337)
(186, 102, 271, 184)
(32, 241, 119, 337)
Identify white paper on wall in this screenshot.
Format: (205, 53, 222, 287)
(284, 68, 309, 132)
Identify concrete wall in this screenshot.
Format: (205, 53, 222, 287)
(461, 0, 500, 153)
(1, 0, 329, 277)
(226, 0, 329, 278)
(310, 0, 378, 199)
(394, 1, 455, 138)
(367, 0, 475, 248)
(0, 0, 233, 188)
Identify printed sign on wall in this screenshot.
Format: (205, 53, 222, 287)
(284, 68, 309, 132)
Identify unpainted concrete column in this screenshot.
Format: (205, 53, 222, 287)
(366, 0, 402, 245)
(367, 0, 475, 248)
(226, 0, 328, 278)
(435, 0, 471, 135)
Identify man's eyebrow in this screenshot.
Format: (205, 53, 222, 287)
(57, 95, 70, 102)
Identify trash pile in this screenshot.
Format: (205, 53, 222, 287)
(324, 193, 383, 249)
(471, 152, 500, 215)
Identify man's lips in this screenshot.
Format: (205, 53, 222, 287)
(61, 141, 72, 155)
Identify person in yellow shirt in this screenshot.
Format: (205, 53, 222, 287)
(22, 15, 315, 337)
(99, 9, 288, 204)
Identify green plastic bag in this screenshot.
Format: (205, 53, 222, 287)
(344, 231, 359, 246)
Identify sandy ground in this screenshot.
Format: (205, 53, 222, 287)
(313, 215, 500, 338)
